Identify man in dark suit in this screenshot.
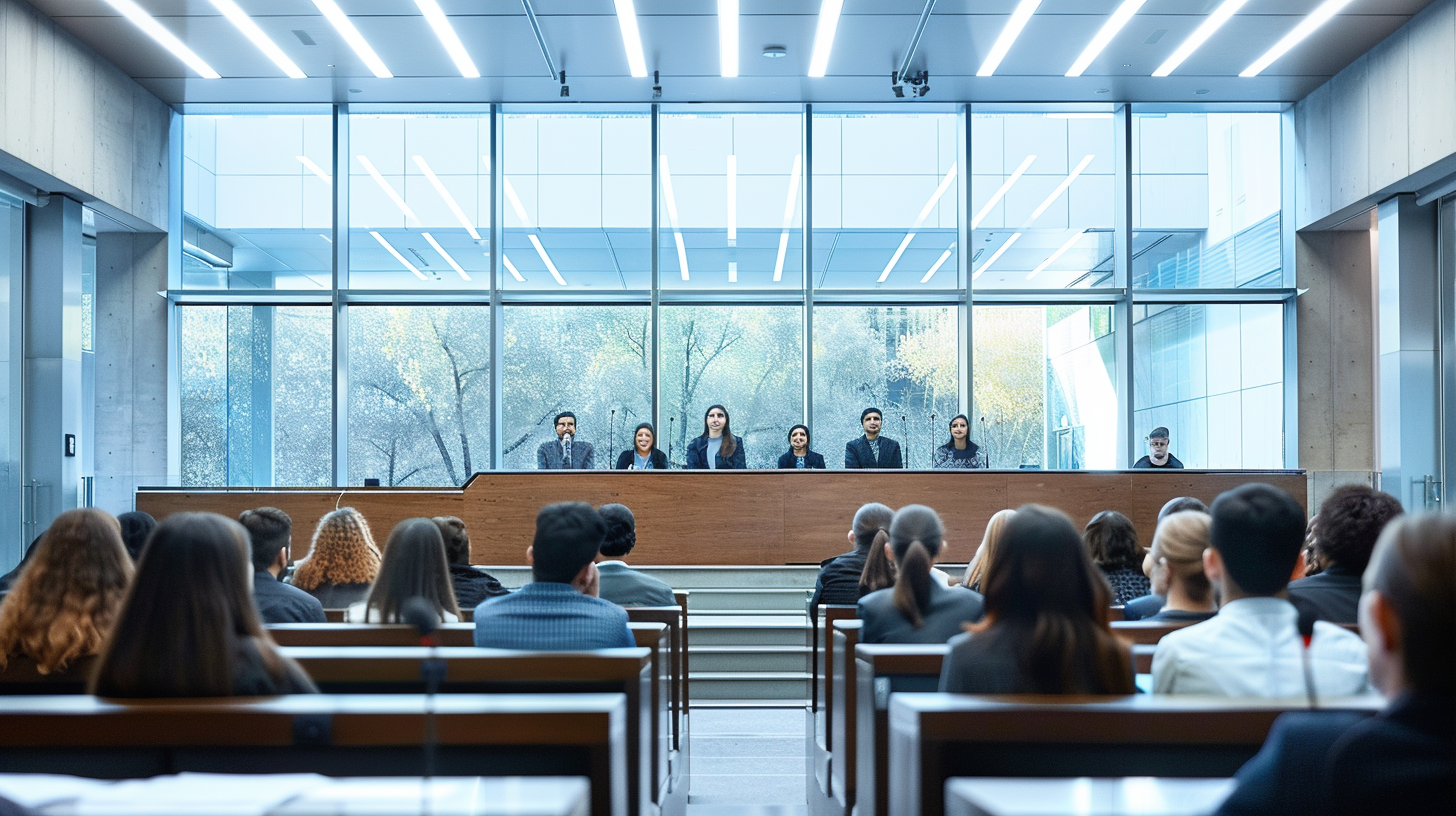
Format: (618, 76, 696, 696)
(537, 411, 596, 469)
(844, 407, 903, 469)
(239, 507, 326, 624)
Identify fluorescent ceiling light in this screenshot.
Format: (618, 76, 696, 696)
(1065, 0, 1147, 77)
(414, 155, 480, 240)
(319, 233, 332, 243)
(774, 154, 802, 282)
(503, 178, 532, 228)
(1025, 154, 1094, 225)
(422, 232, 471, 281)
(102, 0, 221, 79)
(921, 243, 955, 285)
(613, 0, 649, 77)
(312, 0, 393, 78)
(719, 0, 739, 78)
(370, 231, 426, 281)
(1044, 113, 1114, 119)
(297, 156, 332, 183)
(807, 0, 844, 78)
(502, 254, 526, 282)
(1152, 0, 1250, 77)
(1027, 230, 1086, 280)
(414, 0, 480, 78)
(211, 0, 305, 78)
(972, 233, 1021, 281)
(728, 261, 738, 284)
(672, 233, 691, 282)
(878, 235, 916, 284)
(726, 155, 737, 242)
(971, 155, 1034, 229)
(357, 155, 417, 222)
(978, 0, 1042, 77)
(661, 156, 690, 280)
(1241, 0, 1356, 78)
(880, 163, 958, 282)
(528, 234, 567, 286)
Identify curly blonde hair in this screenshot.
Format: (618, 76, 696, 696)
(291, 507, 381, 590)
(0, 509, 133, 674)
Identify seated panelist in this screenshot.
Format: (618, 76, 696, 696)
(845, 407, 903, 469)
(777, 424, 826, 469)
(537, 411, 595, 470)
(685, 404, 747, 469)
(931, 414, 987, 469)
(615, 422, 668, 470)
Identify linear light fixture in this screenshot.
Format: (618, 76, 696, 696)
(527, 235, 567, 286)
(921, 242, 955, 284)
(1027, 230, 1086, 280)
(726, 155, 737, 243)
(422, 232, 471, 281)
(807, 0, 844, 77)
(773, 154, 803, 282)
(357, 155, 417, 222)
(879, 162, 958, 282)
(978, 0, 1041, 77)
(660, 155, 690, 280)
(1065, 0, 1147, 77)
(211, 0, 306, 78)
(613, 0, 649, 77)
(1152, 0, 1250, 77)
(972, 233, 1020, 280)
(502, 178, 532, 228)
(312, 0, 393, 78)
(414, 155, 481, 240)
(971, 154, 1034, 230)
(728, 261, 738, 284)
(414, 0, 480, 78)
(719, 0, 739, 77)
(1241, 0, 1356, 78)
(298, 156, 332, 183)
(502, 254, 526, 282)
(1025, 154, 1094, 225)
(102, 0, 221, 78)
(370, 231, 427, 281)
(1045, 113, 1114, 119)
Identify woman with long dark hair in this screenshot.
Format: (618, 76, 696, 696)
(685, 404, 747, 469)
(1084, 510, 1151, 605)
(347, 518, 461, 623)
(777, 424, 826, 469)
(809, 502, 892, 607)
(858, 505, 984, 643)
(616, 422, 668, 469)
(931, 414, 987, 469)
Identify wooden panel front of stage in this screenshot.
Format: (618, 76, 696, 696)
(136, 470, 1305, 566)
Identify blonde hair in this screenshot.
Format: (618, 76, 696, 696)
(964, 509, 1016, 591)
(1149, 510, 1212, 603)
(291, 507, 381, 590)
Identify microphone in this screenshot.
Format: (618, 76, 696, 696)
(562, 431, 574, 468)
(901, 415, 909, 469)
(402, 597, 442, 806)
(609, 409, 617, 467)
(668, 416, 675, 468)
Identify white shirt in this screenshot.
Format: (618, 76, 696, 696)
(1151, 596, 1369, 697)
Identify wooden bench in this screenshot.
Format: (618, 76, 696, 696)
(853, 644, 948, 816)
(1108, 620, 1196, 645)
(0, 693, 630, 816)
(808, 604, 858, 808)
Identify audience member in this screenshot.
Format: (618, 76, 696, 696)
(1141, 510, 1217, 623)
(809, 502, 893, 608)
(1123, 497, 1210, 620)
(474, 502, 634, 650)
(1289, 485, 1402, 634)
(91, 513, 317, 697)
(116, 511, 157, 563)
(858, 530, 897, 596)
(594, 504, 675, 607)
(858, 505, 983, 644)
(1152, 483, 1368, 697)
(433, 516, 509, 608)
(347, 518, 460, 624)
(1159, 495, 1209, 519)
(238, 507, 326, 624)
(0, 534, 44, 593)
(291, 507, 381, 609)
(0, 509, 132, 681)
(940, 505, 1135, 695)
(1214, 513, 1454, 815)
(962, 508, 1015, 593)
(1084, 510, 1151, 606)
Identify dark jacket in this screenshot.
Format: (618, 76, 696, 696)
(685, 435, 747, 469)
(1133, 454, 1185, 468)
(1288, 564, 1362, 635)
(858, 582, 984, 644)
(253, 572, 327, 624)
(809, 548, 869, 608)
(449, 563, 510, 609)
(845, 435, 903, 469)
(777, 450, 827, 469)
(615, 448, 669, 470)
(302, 581, 372, 610)
(939, 625, 1124, 694)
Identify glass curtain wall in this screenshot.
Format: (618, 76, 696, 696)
(0, 198, 22, 563)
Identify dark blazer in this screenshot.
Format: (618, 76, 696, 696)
(302, 581, 371, 609)
(537, 439, 596, 469)
(449, 563, 510, 608)
(253, 572, 327, 624)
(615, 448, 669, 470)
(1288, 565, 1362, 635)
(809, 549, 868, 608)
(845, 435, 903, 469)
(858, 582, 984, 644)
(939, 625, 1125, 694)
(685, 435, 747, 469)
(777, 450, 826, 469)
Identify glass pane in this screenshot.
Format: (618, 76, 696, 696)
(660, 111, 803, 290)
(179, 306, 333, 486)
(969, 111, 1116, 290)
(349, 113, 491, 290)
(501, 305, 651, 469)
(660, 306, 802, 467)
(503, 110, 651, 291)
(812, 306, 959, 468)
(973, 305, 1118, 469)
(1132, 112, 1283, 288)
(1133, 303, 1284, 468)
(0, 199, 21, 565)
(182, 114, 333, 290)
(812, 112, 959, 290)
(347, 306, 490, 485)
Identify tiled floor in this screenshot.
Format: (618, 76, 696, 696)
(685, 706, 808, 816)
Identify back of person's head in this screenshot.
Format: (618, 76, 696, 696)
(598, 504, 637, 558)
(888, 505, 944, 628)
(981, 505, 1133, 694)
(292, 507, 380, 591)
(0, 509, 132, 674)
(1083, 510, 1142, 571)
(366, 518, 459, 623)
(1149, 511, 1213, 604)
(116, 511, 157, 563)
(532, 502, 606, 584)
(433, 516, 471, 566)
(238, 507, 292, 573)
(851, 503, 893, 552)
(1158, 496, 1208, 521)
(1363, 513, 1455, 698)
(1313, 485, 1403, 573)
(965, 509, 1016, 590)
(1208, 483, 1306, 596)
(859, 532, 897, 594)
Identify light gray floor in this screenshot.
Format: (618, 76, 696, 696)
(685, 706, 808, 816)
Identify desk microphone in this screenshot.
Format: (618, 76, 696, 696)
(403, 598, 442, 814)
(609, 409, 617, 465)
(668, 416, 675, 467)
(901, 415, 909, 468)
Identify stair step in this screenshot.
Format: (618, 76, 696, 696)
(687, 614, 808, 628)
(690, 674, 811, 701)
(685, 588, 811, 611)
(691, 651, 810, 673)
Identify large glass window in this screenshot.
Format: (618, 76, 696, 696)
(0, 199, 21, 560)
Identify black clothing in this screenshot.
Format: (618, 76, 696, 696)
(777, 451, 827, 469)
(1288, 564, 1361, 636)
(809, 548, 869, 608)
(1121, 593, 1165, 621)
(232, 638, 318, 696)
(939, 625, 1124, 694)
(449, 562, 510, 608)
(1144, 608, 1217, 623)
(845, 435, 903, 469)
(302, 581, 371, 610)
(1100, 565, 1152, 606)
(858, 583, 984, 644)
(252, 572, 327, 624)
(1132, 454, 1184, 468)
(614, 448, 669, 470)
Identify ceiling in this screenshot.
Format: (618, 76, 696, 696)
(27, 0, 1434, 108)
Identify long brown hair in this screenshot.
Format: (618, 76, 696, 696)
(291, 507, 381, 590)
(854, 503, 895, 593)
(363, 518, 460, 623)
(701, 404, 736, 458)
(888, 505, 944, 628)
(964, 509, 1015, 591)
(0, 509, 132, 674)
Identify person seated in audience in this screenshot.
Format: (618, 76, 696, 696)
(0, 534, 44, 593)
(777, 424, 826, 469)
(1152, 483, 1369, 697)
(962, 508, 1015, 593)
(1123, 496, 1209, 621)
(346, 518, 460, 624)
(91, 512, 317, 697)
(685, 404, 747, 469)
(858, 505, 983, 644)
(238, 507, 326, 624)
(931, 414, 987, 469)
(291, 507, 381, 609)
(615, 422, 668, 470)
(0, 509, 132, 682)
(474, 502, 634, 650)
(809, 502, 893, 608)
(940, 505, 1135, 695)
(433, 516, 509, 608)
(116, 511, 156, 563)
(594, 503, 675, 607)
(1289, 484, 1402, 634)
(858, 527, 897, 596)
(1214, 513, 1454, 816)
(1141, 510, 1217, 623)
(1084, 510, 1151, 606)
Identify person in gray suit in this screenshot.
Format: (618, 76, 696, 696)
(594, 503, 675, 607)
(537, 411, 596, 469)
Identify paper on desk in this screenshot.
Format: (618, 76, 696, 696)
(0, 774, 114, 808)
(71, 773, 328, 816)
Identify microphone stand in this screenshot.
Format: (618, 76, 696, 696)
(901, 415, 909, 469)
(403, 598, 442, 816)
(928, 413, 936, 468)
(980, 416, 990, 468)
(609, 409, 617, 467)
(667, 416, 675, 468)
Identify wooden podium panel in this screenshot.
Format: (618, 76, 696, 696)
(136, 470, 1305, 567)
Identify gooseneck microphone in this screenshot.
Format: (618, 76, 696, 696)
(562, 431, 574, 469)
(668, 416, 675, 467)
(402, 597, 442, 813)
(901, 414, 909, 469)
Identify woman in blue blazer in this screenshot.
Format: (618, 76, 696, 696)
(685, 404, 747, 469)
(777, 424, 826, 469)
